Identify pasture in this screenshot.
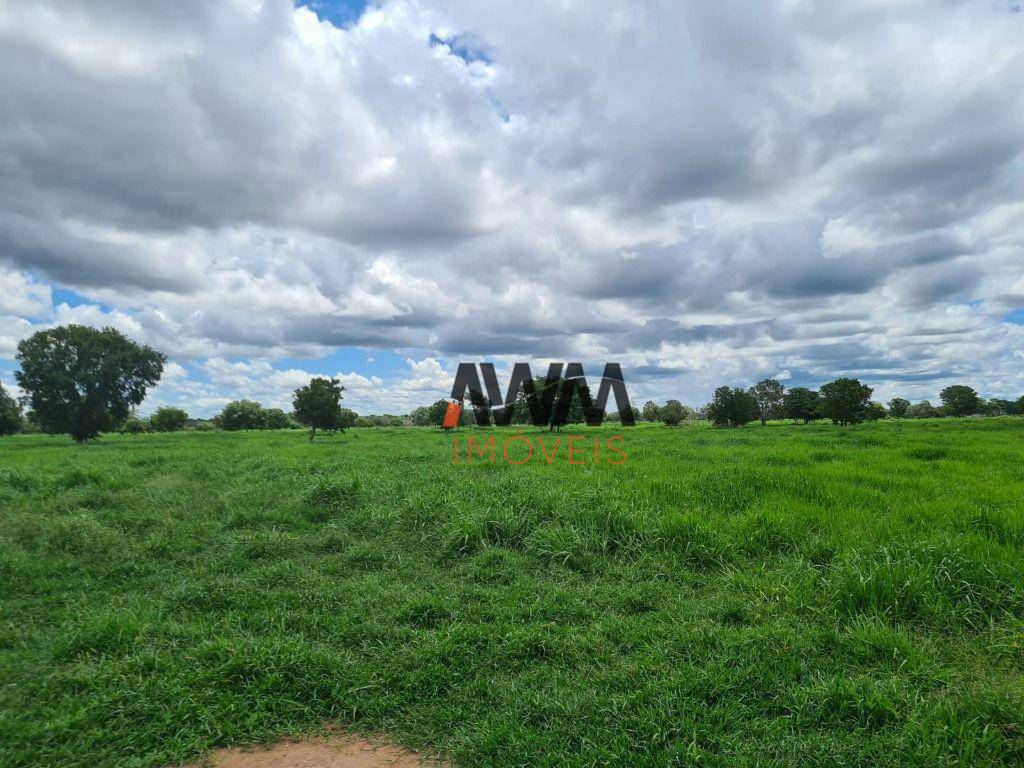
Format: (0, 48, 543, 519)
(1, 419, 1023, 766)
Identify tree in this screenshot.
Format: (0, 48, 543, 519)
(708, 386, 759, 428)
(292, 378, 345, 440)
(866, 402, 888, 421)
(1017, 395, 1024, 416)
(819, 378, 873, 426)
(939, 385, 981, 417)
(887, 398, 910, 419)
(15, 325, 165, 443)
(339, 408, 358, 430)
(410, 400, 449, 427)
(783, 387, 820, 423)
(216, 400, 267, 431)
(262, 408, 293, 429)
(907, 400, 938, 419)
(120, 416, 148, 434)
(983, 398, 1015, 416)
(659, 400, 687, 426)
(749, 379, 785, 426)
(0, 382, 22, 436)
(642, 400, 661, 422)
(149, 406, 188, 432)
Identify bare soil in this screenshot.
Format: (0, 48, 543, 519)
(190, 734, 447, 768)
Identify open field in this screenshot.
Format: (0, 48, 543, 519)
(1, 420, 1023, 767)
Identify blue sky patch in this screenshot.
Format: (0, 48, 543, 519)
(296, 0, 369, 27)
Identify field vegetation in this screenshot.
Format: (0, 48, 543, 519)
(2, 419, 1023, 766)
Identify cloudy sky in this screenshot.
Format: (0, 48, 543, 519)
(1, 0, 1023, 416)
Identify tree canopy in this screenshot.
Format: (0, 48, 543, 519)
(708, 386, 758, 427)
(149, 406, 188, 432)
(749, 379, 785, 425)
(0, 382, 22, 437)
(659, 399, 688, 426)
(783, 387, 820, 423)
(15, 325, 165, 442)
(292, 377, 346, 440)
(940, 385, 981, 417)
(887, 398, 910, 418)
(819, 378, 873, 426)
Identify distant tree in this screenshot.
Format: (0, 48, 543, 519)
(887, 398, 911, 419)
(749, 379, 785, 426)
(216, 400, 267, 431)
(355, 416, 373, 428)
(819, 378, 873, 426)
(16, 325, 165, 443)
(783, 387, 820, 424)
(0, 382, 22, 436)
(642, 400, 661, 422)
(1017, 395, 1024, 415)
(339, 408, 358, 430)
(708, 386, 759, 428)
(866, 402, 888, 421)
(292, 378, 345, 440)
(659, 399, 687, 426)
(907, 400, 938, 419)
(410, 400, 449, 427)
(939, 385, 981, 417)
(983, 398, 1016, 416)
(120, 416, 148, 434)
(261, 408, 292, 430)
(149, 406, 188, 432)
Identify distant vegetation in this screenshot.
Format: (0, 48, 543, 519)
(2, 325, 1022, 440)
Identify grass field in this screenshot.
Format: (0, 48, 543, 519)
(1, 419, 1023, 767)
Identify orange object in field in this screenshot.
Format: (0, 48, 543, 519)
(442, 402, 462, 429)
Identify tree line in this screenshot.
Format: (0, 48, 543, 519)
(638, 378, 1023, 428)
(1, 325, 1021, 442)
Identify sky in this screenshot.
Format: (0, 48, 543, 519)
(0, 0, 1023, 417)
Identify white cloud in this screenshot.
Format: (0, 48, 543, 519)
(0, 0, 1022, 413)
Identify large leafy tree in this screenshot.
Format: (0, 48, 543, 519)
(0, 382, 22, 436)
(819, 378, 873, 426)
(15, 325, 165, 443)
(783, 387, 820, 423)
(1017, 395, 1024, 415)
(749, 378, 785, 426)
(149, 406, 188, 432)
(887, 397, 910, 418)
(708, 386, 759, 428)
(292, 377, 345, 440)
(939, 385, 981, 417)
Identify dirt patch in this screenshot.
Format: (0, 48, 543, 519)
(192, 734, 447, 768)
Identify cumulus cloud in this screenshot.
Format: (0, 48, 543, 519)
(0, 0, 1022, 414)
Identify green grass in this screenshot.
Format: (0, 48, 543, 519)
(1, 419, 1023, 766)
